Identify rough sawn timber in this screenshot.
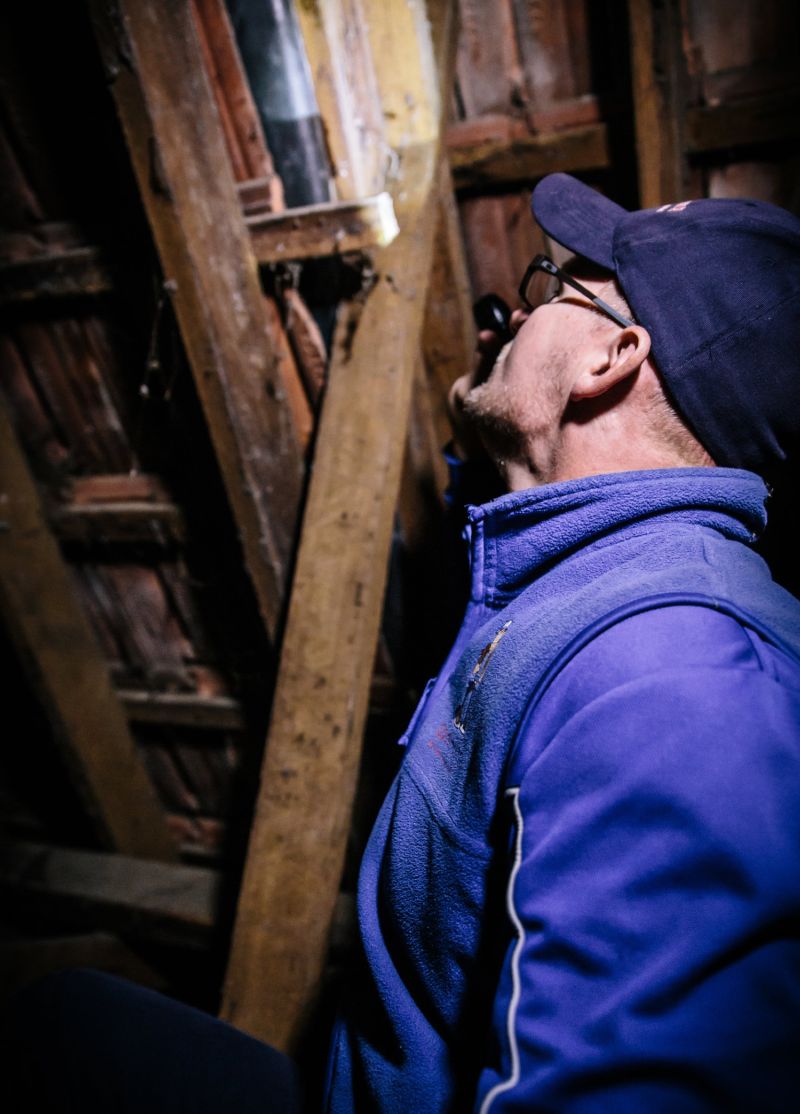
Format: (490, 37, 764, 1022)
(220, 0, 445, 1053)
(88, 0, 304, 642)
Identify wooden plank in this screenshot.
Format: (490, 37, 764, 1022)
(686, 91, 800, 153)
(120, 690, 245, 730)
(295, 0, 387, 200)
(191, 0, 283, 207)
(0, 841, 356, 955)
(448, 122, 609, 189)
(0, 191, 398, 307)
(0, 246, 113, 306)
(51, 501, 185, 545)
(0, 396, 176, 860)
(247, 192, 399, 264)
(627, 0, 688, 206)
(87, 0, 304, 642)
(455, 0, 521, 117)
(0, 841, 217, 948)
(220, 0, 444, 1052)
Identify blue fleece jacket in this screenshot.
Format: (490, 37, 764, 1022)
(325, 469, 800, 1113)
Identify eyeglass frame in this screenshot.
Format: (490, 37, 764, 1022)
(518, 254, 635, 329)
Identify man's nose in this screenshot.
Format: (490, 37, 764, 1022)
(510, 308, 530, 335)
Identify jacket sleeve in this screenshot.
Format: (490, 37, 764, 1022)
(474, 647, 800, 1113)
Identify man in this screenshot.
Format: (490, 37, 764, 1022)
(5, 175, 800, 1114)
(324, 174, 800, 1111)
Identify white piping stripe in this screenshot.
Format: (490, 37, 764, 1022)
(479, 786, 525, 1114)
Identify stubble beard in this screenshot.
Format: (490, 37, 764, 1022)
(462, 353, 567, 477)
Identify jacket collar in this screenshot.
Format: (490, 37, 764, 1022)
(464, 468, 768, 606)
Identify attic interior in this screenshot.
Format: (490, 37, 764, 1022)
(1, 0, 799, 1090)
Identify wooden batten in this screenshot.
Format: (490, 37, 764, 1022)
(448, 121, 609, 189)
(220, 0, 447, 1053)
(686, 91, 800, 154)
(87, 0, 305, 642)
(0, 396, 176, 860)
(0, 840, 218, 948)
(247, 192, 399, 263)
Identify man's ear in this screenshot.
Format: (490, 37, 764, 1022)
(570, 325, 652, 401)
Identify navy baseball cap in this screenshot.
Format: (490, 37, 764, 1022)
(531, 173, 800, 475)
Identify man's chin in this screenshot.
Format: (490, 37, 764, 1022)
(462, 385, 525, 461)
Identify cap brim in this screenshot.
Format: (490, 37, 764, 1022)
(531, 173, 628, 271)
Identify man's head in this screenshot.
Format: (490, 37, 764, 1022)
(463, 253, 710, 489)
(529, 175, 800, 477)
(461, 176, 800, 490)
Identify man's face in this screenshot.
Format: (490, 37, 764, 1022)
(463, 269, 618, 482)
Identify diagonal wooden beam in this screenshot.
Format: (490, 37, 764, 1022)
(0, 395, 176, 860)
(87, 0, 305, 642)
(220, 0, 447, 1052)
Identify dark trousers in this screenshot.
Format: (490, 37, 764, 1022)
(0, 968, 303, 1113)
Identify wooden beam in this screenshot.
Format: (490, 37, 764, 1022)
(247, 192, 399, 264)
(448, 122, 609, 190)
(295, 0, 387, 200)
(51, 501, 185, 545)
(0, 246, 113, 307)
(0, 841, 217, 948)
(686, 91, 800, 154)
(120, 691, 245, 730)
(0, 397, 176, 860)
(628, 0, 688, 206)
(0, 841, 356, 955)
(88, 0, 304, 642)
(0, 191, 396, 308)
(220, 0, 444, 1052)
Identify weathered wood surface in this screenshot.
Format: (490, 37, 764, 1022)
(0, 840, 217, 947)
(0, 840, 356, 954)
(88, 0, 304, 642)
(0, 396, 176, 860)
(295, 0, 387, 199)
(628, 0, 688, 206)
(221, 0, 445, 1052)
(191, 0, 284, 207)
(247, 192, 399, 263)
(448, 122, 609, 189)
(686, 91, 800, 153)
(119, 690, 245, 730)
(0, 246, 113, 306)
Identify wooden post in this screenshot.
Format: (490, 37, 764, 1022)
(628, 0, 689, 206)
(87, 0, 304, 642)
(221, 0, 445, 1052)
(0, 396, 176, 860)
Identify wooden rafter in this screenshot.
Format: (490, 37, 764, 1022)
(87, 0, 305, 642)
(0, 395, 176, 860)
(220, 0, 447, 1052)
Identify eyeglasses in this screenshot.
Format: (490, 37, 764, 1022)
(518, 254, 634, 329)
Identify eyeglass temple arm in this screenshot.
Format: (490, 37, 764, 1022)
(532, 254, 634, 329)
